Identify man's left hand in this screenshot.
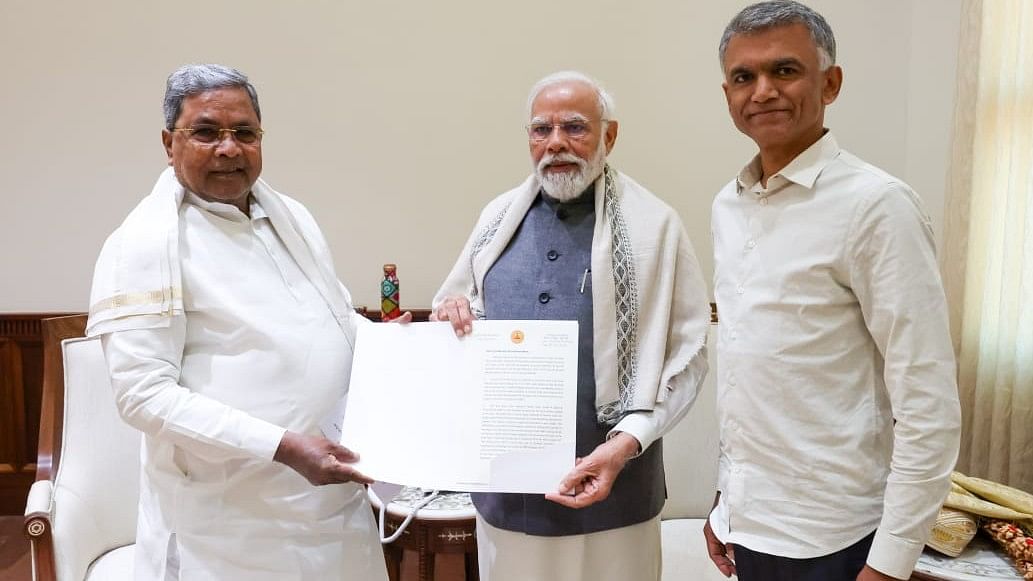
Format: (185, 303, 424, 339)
(544, 432, 640, 509)
(856, 565, 905, 581)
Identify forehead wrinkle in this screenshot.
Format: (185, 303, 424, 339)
(182, 113, 255, 126)
(530, 112, 591, 124)
(184, 112, 260, 128)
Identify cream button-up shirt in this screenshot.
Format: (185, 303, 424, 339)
(709, 133, 961, 579)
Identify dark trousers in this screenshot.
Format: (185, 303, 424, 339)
(732, 531, 876, 581)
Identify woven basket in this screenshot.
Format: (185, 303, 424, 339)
(927, 507, 978, 557)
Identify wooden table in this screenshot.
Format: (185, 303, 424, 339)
(369, 484, 478, 581)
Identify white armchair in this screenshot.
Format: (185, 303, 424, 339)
(661, 323, 733, 580)
(23, 315, 138, 581)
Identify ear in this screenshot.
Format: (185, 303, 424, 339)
(162, 129, 174, 165)
(603, 120, 619, 154)
(721, 80, 735, 112)
(822, 65, 843, 105)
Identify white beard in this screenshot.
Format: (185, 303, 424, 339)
(535, 139, 607, 202)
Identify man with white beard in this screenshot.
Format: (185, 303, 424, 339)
(432, 71, 712, 581)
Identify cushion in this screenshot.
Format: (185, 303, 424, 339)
(84, 544, 135, 580)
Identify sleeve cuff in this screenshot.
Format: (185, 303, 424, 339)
(866, 527, 925, 580)
(611, 413, 657, 455)
(242, 421, 289, 461)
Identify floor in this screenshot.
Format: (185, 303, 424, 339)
(0, 515, 472, 581)
(0, 516, 480, 581)
(0, 516, 30, 581)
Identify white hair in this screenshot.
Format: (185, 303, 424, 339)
(526, 71, 616, 120)
(164, 64, 260, 130)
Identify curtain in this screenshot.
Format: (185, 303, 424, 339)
(945, 0, 1033, 491)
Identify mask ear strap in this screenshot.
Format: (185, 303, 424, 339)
(375, 488, 442, 544)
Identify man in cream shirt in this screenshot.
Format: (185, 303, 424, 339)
(87, 64, 392, 580)
(703, 3, 962, 581)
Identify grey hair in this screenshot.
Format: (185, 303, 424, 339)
(526, 71, 616, 120)
(719, 1, 836, 70)
(163, 64, 261, 130)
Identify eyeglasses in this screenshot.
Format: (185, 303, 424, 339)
(526, 119, 605, 143)
(172, 125, 265, 146)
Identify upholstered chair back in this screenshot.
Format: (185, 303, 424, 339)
(50, 335, 139, 580)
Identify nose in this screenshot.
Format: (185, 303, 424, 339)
(751, 74, 778, 102)
(213, 131, 243, 156)
(544, 125, 569, 154)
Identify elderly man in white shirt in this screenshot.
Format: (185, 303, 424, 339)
(702, 3, 962, 581)
(87, 64, 394, 581)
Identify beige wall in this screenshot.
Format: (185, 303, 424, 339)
(0, 1, 961, 311)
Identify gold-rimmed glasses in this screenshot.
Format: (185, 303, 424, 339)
(172, 125, 265, 146)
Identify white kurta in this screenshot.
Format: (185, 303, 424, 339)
(101, 193, 387, 581)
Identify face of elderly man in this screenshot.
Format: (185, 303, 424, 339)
(161, 87, 263, 210)
(721, 22, 841, 166)
(529, 80, 618, 201)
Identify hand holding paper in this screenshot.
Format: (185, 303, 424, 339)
(545, 431, 640, 508)
(274, 431, 372, 486)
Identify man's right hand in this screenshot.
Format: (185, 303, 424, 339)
(703, 519, 736, 577)
(703, 493, 736, 577)
(430, 295, 475, 336)
(273, 431, 372, 486)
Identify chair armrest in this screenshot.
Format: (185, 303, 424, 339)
(24, 479, 57, 581)
(25, 479, 54, 519)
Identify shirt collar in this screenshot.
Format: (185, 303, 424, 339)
(183, 191, 264, 222)
(735, 131, 840, 197)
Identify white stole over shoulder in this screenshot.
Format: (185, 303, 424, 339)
(87, 167, 354, 337)
(434, 166, 710, 425)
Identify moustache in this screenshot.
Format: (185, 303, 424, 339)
(537, 153, 586, 174)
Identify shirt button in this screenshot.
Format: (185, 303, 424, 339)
(760, 198, 769, 206)
(728, 374, 737, 387)
(736, 285, 745, 295)
(538, 292, 550, 304)
(546, 250, 559, 261)
(730, 330, 738, 341)
(746, 239, 756, 249)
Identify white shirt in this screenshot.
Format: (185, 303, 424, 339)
(102, 192, 386, 581)
(709, 133, 961, 579)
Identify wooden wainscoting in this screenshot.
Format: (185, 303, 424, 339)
(0, 315, 71, 515)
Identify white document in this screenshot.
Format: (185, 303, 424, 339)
(340, 320, 578, 493)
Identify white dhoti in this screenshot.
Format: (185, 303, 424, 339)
(475, 513, 661, 581)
